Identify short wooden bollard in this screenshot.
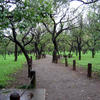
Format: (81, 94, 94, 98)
(10, 92, 20, 100)
(28, 56, 33, 77)
(30, 56, 32, 64)
(65, 57, 68, 67)
(73, 60, 76, 71)
(30, 70, 36, 88)
(87, 63, 92, 78)
(44, 54, 46, 58)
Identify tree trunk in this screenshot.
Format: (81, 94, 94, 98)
(79, 48, 81, 60)
(76, 50, 78, 56)
(34, 42, 41, 59)
(69, 47, 72, 56)
(75, 48, 78, 56)
(38, 46, 43, 59)
(11, 22, 31, 77)
(78, 44, 81, 60)
(92, 48, 95, 58)
(63, 47, 66, 55)
(77, 37, 82, 60)
(3, 48, 7, 60)
(52, 39, 58, 63)
(14, 43, 18, 61)
(15, 41, 31, 77)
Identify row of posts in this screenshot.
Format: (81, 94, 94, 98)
(64, 56, 92, 78)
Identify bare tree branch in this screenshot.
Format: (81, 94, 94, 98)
(70, 0, 99, 4)
(24, 33, 34, 46)
(3, 35, 14, 42)
(22, 27, 33, 44)
(42, 22, 52, 34)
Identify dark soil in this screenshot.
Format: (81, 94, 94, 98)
(6, 64, 30, 88)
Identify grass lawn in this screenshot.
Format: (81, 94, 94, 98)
(0, 54, 35, 88)
(61, 51, 100, 72)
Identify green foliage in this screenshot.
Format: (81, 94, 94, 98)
(86, 4, 100, 51)
(42, 33, 53, 52)
(57, 33, 69, 52)
(0, 0, 53, 32)
(0, 38, 10, 59)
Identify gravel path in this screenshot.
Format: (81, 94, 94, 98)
(6, 55, 100, 100)
(33, 55, 100, 100)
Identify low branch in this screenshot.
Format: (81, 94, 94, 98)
(24, 33, 34, 46)
(4, 35, 14, 42)
(49, 14, 56, 25)
(22, 27, 33, 44)
(42, 22, 52, 34)
(70, 0, 99, 4)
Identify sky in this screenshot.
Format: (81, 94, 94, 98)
(70, 1, 83, 8)
(9, 1, 83, 11)
(9, 4, 16, 12)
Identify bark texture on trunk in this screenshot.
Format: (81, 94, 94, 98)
(79, 48, 81, 60)
(34, 42, 43, 59)
(14, 43, 18, 61)
(92, 48, 95, 58)
(11, 24, 31, 77)
(52, 39, 58, 63)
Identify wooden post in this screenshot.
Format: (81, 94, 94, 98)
(73, 60, 76, 71)
(30, 70, 36, 88)
(10, 92, 20, 100)
(30, 56, 32, 65)
(87, 63, 92, 78)
(55, 55, 58, 63)
(44, 54, 46, 58)
(65, 56, 68, 67)
(28, 56, 32, 77)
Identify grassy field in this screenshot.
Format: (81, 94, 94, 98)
(0, 54, 35, 88)
(61, 51, 100, 72)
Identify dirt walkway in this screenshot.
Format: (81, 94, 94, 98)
(7, 55, 100, 100)
(33, 55, 100, 100)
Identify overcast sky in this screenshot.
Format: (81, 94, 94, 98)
(9, 1, 83, 11)
(70, 1, 83, 8)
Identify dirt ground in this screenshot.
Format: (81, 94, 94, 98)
(6, 55, 100, 100)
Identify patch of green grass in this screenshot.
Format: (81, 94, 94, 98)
(0, 54, 26, 88)
(0, 54, 36, 88)
(61, 51, 100, 72)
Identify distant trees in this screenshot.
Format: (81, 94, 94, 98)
(57, 33, 69, 55)
(86, 4, 100, 58)
(65, 3, 100, 59)
(42, 3, 80, 63)
(66, 15, 85, 60)
(0, 0, 100, 66)
(0, 0, 53, 76)
(32, 24, 47, 59)
(0, 37, 10, 59)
